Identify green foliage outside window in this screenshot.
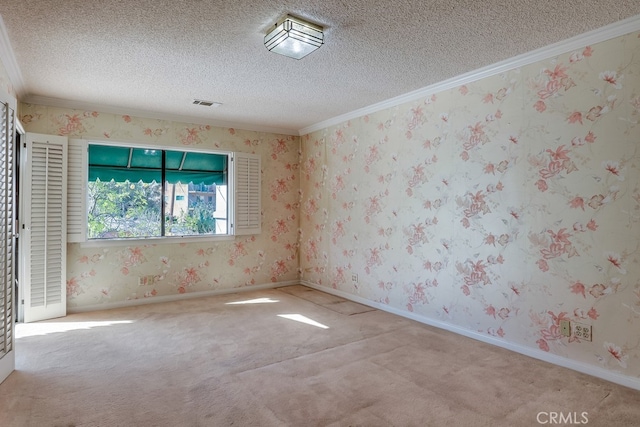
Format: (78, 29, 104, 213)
(182, 200, 217, 234)
(88, 179, 162, 239)
(87, 179, 218, 239)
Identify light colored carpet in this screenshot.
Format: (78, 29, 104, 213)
(0, 286, 639, 426)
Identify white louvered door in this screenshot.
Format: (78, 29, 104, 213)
(22, 133, 67, 323)
(0, 97, 16, 384)
(233, 152, 261, 235)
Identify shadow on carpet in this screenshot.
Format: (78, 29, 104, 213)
(277, 285, 375, 316)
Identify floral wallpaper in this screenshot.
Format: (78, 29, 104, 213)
(300, 31, 640, 378)
(19, 105, 300, 308)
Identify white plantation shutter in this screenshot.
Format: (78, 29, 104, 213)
(67, 139, 87, 242)
(233, 152, 261, 235)
(0, 98, 15, 384)
(23, 133, 67, 323)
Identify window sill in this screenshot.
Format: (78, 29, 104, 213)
(78, 234, 235, 248)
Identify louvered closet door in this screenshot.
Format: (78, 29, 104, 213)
(0, 99, 16, 384)
(23, 134, 67, 323)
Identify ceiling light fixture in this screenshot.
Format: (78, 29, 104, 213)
(264, 15, 324, 60)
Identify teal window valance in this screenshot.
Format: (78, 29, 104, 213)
(88, 145, 228, 185)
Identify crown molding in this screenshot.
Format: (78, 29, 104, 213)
(3, 13, 294, 137)
(0, 14, 25, 98)
(298, 14, 640, 136)
(23, 95, 299, 136)
(6, 12, 639, 138)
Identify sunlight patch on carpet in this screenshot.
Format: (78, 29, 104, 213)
(226, 298, 280, 305)
(16, 320, 134, 338)
(277, 314, 329, 329)
(278, 286, 375, 315)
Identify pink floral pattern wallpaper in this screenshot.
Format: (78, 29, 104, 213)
(300, 31, 640, 377)
(19, 104, 300, 308)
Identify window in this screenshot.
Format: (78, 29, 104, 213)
(67, 140, 261, 242)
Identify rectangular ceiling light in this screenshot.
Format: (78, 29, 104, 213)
(264, 15, 324, 60)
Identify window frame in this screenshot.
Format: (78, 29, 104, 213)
(67, 138, 261, 247)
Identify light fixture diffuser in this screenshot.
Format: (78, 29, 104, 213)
(264, 15, 324, 60)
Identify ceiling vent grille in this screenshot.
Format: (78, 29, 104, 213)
(193, 99, 222, 107)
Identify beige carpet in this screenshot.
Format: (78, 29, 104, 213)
(1, 285, 639, 426)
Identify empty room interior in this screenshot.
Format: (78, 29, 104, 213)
(2, 1, 640, 425)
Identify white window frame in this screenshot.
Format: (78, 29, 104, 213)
(68, 139, 261, 247)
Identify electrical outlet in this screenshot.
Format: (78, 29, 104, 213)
(560, 319, 571, 337)
(574, 322, 592, 342)
(138, 275, 155, 286)
(351, 274, 358, 283)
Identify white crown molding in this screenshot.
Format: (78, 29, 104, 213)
(0, 14, 25, 98)
(7, 13, 640, 138)
(67, 280, 298, 313)
(300, 280, 640, 391)
(22, 94, 300, 137)
(299, 14, 640, 136)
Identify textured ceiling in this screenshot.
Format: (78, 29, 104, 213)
(1, 1, 639, 135)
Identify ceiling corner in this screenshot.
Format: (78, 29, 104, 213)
(0, 14, 26, 98)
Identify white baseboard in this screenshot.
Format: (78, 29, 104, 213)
(67, 280, 299, 314)
(300, 280, 640, 392)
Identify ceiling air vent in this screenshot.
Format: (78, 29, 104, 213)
(193, 99, 222, 107)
